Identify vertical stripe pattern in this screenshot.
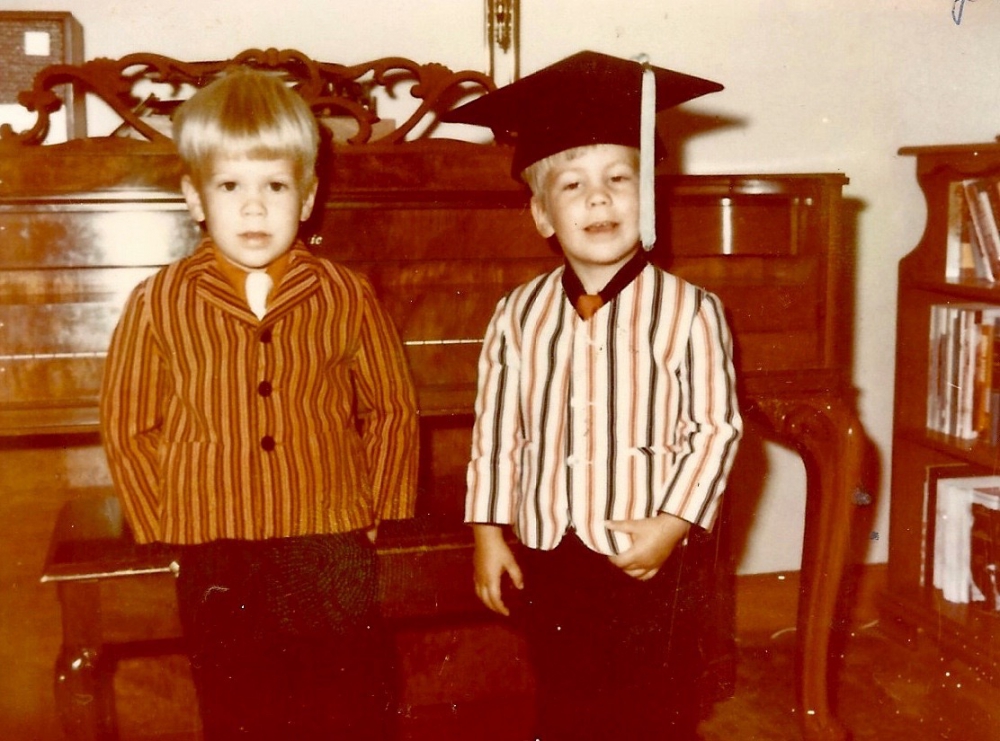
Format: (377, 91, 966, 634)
(466, 262, 742, 555)
(100, 240, 419, 545)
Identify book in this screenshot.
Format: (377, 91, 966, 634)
(960, 305, 1000, 439)
(991, 315, 1000, 445)
(948, 181, 979, 279)
(970, 484, 1000, 611)
(974, 317, 995, 436)
(970, 307, 1000, 440)
(933, 474, 1000, 604)
(947, 305, 960, 436)
(958, 181, 996, 281)
(926, 303, 1000, 440)
(963, 179, 1000, 280)
(924, 464, 983, 590)
(956, 307, 976, 439)
(927, 303, 962, 436)
(966, 208, 992, 281)
(927, 304, 947, 433)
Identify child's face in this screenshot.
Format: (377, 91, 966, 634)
(529, 144, 640, 291)
(181, 156, 317, 271)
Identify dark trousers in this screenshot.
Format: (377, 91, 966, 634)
(515, 532, 710, 741)
(174, 531, 392, 741)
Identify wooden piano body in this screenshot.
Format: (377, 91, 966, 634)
(0, 50, 862, 741)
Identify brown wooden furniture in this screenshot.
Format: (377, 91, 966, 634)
(882, 141, 1000, 680)
(1, 49, 863, 741)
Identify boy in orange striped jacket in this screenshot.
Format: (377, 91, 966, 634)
(100, 68, 418, 741)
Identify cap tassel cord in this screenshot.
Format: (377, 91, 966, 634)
(637, 55, 656, 251)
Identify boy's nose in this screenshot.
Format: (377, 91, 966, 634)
(241, 196, 266, 215)
(587, 186, 610, 205)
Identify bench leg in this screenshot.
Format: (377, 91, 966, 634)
(54, 645, 118, 741)
(54, 581, 119, 741)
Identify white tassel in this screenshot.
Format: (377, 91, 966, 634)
(637, 55, 656, 251)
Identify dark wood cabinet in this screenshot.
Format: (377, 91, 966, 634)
(882, 140, 1000, 679)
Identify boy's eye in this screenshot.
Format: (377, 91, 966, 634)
(219, 181, 238, 192)
(561, 180, 581, 191)
(268, 181, 289, 192)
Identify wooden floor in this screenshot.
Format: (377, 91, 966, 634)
(704, 623, 1000, 741)
(95, 619, 1000, 741)
(17, 562, 1000, 740)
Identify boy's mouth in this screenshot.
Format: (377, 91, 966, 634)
(584, 220, 618, 234)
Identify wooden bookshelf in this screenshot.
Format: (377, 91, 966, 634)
(883, 140, 1000, 681)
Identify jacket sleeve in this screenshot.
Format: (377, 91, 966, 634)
(99, 282, 166, 543)
(465, 296, 522, 526)
(351, 279, 420, 522)
(657, 290, 743, 530)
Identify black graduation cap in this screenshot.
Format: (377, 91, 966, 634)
(442, 50, 724, 179)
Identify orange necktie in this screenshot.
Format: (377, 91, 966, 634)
(575, 294, 604, 320)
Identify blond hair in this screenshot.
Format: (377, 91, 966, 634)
(520, 144, 639, 199)
(172, 67, 320, 189)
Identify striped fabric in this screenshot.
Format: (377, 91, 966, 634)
(101, 240, 419, 545)
(466, 261, 742, 555)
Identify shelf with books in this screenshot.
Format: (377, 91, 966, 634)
(925, 468, 1000, 606)
(947, 177, 1000, 283)
(882, 437, 1000, 683)
(926, 302, 1000, 444)
(888, 141, 1000, 682)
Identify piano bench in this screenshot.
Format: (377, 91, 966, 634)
(39, 496, 508, 741)
(40, 496, 184, 741)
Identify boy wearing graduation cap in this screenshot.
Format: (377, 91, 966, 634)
(450, 51, 743, 739)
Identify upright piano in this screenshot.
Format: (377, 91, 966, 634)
(0, 49, 863, 741)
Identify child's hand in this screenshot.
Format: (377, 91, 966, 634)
(606, 513, 691, 581)
(472, 524, 524, 616)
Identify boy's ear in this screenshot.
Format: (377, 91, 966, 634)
(530, 195, 556, 239)
(299, 180, 319, 222)
(180, 175, 206, 223)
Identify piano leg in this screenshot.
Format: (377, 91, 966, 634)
(752, 391, 864, 741)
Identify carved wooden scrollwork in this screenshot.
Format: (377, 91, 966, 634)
(749, 392, 861, 461)
(0, 47, 496, 148)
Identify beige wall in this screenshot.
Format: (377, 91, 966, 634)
(6, 0, 1000, 573)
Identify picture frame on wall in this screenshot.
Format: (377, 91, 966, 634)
(0, 11, 84, 143)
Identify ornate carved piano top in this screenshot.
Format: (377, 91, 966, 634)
(0, 49, 860, 741)
(0, 46, 496, 147)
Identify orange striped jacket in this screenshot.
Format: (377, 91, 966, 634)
(101, 239, 419, 545)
